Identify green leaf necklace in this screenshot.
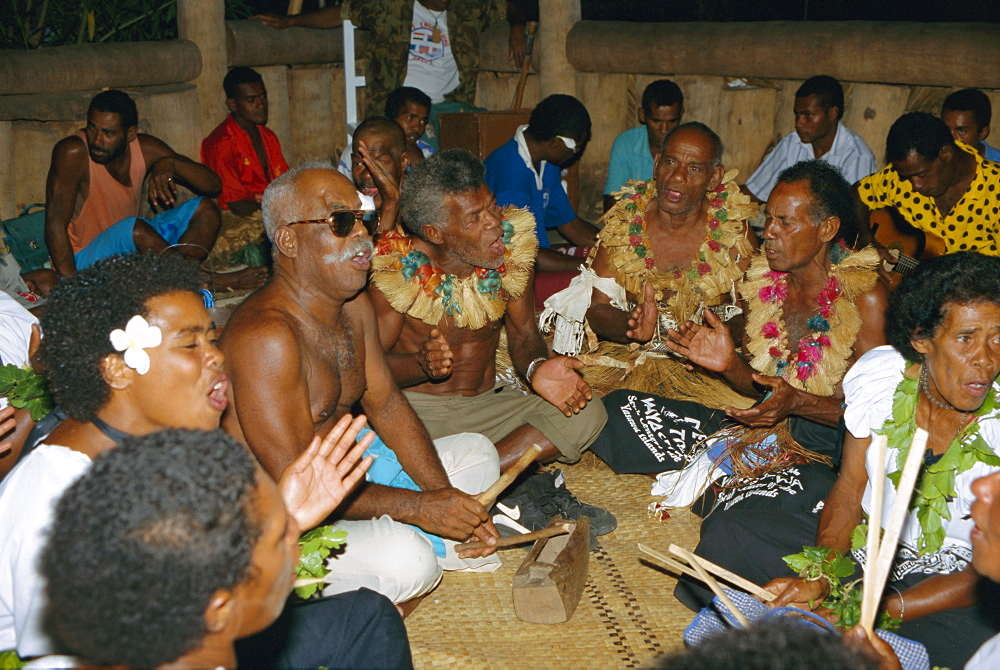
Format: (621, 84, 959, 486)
(875, 365, 1000, 555)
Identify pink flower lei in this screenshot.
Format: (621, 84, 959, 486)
(758, 272, 842, 382)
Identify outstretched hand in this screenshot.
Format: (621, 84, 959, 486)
(531, 355, 593, 417)
(626, 282, 657, 343)
(279, 413, 375, 531)
(724, 373, 799, 428)
(666, 307, 736, 372)
(418, 327, 453, 380)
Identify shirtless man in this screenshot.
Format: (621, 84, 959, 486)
(45, 90, 265, 288)
(369, 149, 614, 537)
(553, 123, 758, 418)
(588, 122, 757, 347)
(221, 163, 500, 605)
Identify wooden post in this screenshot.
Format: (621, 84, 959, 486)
(537, 0, 580, 98)
(288, 65, 336, 166)
(177, 0, 227, 142)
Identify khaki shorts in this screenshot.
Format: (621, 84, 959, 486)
(403, 384, 607, 463)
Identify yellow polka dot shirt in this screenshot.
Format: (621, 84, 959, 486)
(858, 141, 1000, 255)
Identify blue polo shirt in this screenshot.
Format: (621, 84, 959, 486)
(484, 130, 576, 249)
(604, 125, 655, 194)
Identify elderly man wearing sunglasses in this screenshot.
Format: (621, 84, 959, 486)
(221, 162, 503, 609)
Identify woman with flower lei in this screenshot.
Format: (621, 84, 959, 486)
(757, 252, 1000, 669)
(0, 254, 396, 667)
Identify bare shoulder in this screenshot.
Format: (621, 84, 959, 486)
(857, 278, 890, 315)
(344, 290, 378, 338)
(50, 134, 88, 171)
(221, 293, 304, 365)
(138, 133, 175, 162)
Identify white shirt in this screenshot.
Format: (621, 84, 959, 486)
(402, 0, 459, 103)
(745, 122, 878, 201)
(967, 632, 1000, 669)
(0, 292, 38, 411)
(843, 346, 1000, 580)
(0, 444, 91, 656)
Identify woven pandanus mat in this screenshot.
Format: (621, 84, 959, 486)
(404, 458, 703, 668)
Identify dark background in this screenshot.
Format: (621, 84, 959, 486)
(252, 0, 1000, 22)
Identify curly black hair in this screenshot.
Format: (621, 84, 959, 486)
(774, 159, 856, 244)
(656, 618, 876, 670)
(39, 253, 201, 421)
(885, 111, 954, 164)
(41, 428, 260, 668)
(527, 94, 591, 142)
(887, 252, 1000, 362)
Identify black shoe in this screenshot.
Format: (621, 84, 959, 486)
(491, 475, 557, 537)
(545, 469, 617, 536)
(496, 470, 617, 536)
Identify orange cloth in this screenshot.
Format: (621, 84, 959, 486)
(67, 131, 145, 253)
(201, 116, 288, 211)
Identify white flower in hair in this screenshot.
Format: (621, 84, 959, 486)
(109, 315, 162, 376)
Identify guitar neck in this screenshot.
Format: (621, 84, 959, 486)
(892, 253, 920, 275)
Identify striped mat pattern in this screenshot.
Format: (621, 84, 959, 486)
(404, 457, 705, 668)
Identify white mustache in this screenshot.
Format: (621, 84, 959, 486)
(323, 237, 374, 265)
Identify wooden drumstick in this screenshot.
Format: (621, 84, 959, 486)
(456, 522, 571, 552)
(476, 443, 543, 509)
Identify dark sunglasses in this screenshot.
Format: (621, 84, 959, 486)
(286, 209, 379, 237)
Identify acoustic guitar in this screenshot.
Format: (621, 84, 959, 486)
(869, 207, 946, 288)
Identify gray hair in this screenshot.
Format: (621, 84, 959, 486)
(261, 161, 335, 241)
(660, 121, 724, 168)
(399, 149, 485, 240)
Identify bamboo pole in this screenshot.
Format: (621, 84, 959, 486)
(859, 428, 928, 634)
(860, 434, 888, 632)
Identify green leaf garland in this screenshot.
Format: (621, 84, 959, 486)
(877, 369, 1000, 555)
(0, 364, 53, 421)
(294, 525, 348, 599)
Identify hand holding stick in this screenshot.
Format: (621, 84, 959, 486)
(456, 522, 571, 552)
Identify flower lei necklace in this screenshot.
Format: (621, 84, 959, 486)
(876, 367, 1000, 554)
(621, 180, 737, 280)
(598, 173, 755, 324)
(371, 207, 537, 330)
(393, 219, 514, 317)
(757, 242, 850, 383)
(742, 241, 876, 397)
